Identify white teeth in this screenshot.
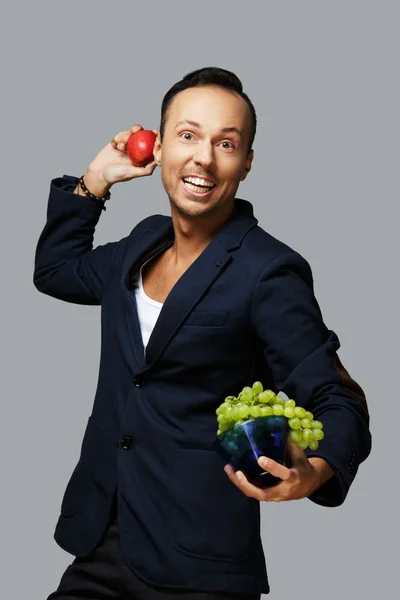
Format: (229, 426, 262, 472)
(184, 181, 213, 194)
(184, 177, 214, 187)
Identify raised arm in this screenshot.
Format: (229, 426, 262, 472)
(33, 125, 158, 305)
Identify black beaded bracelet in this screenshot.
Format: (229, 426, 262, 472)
(78, 175, 111, 202)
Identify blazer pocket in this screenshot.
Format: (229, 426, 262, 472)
(183, 310, 228, 327)
(168, 448, 259, 562)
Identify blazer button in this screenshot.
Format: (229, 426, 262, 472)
(133, 377, 144, 388)
(121, 436, 134, 450)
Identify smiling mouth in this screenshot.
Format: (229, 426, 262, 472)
(182, 177, 216, 194)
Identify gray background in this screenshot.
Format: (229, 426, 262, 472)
(1, 1, 398, 598)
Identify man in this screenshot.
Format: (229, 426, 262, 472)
(34, 67, 371, 599)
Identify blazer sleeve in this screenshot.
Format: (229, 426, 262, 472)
(250, 251, 372, 507)
(33, 174, 130, 305)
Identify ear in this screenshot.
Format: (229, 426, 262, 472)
(240, 149, 254, 182)
(153, 131, 162, 166)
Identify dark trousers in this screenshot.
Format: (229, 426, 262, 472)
(46, 493, 261, 600)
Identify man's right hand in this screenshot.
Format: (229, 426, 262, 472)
(76, 124, 159, 198)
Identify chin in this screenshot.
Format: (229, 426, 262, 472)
(171, 198, 210, 217)
(167, 187, 206, 210)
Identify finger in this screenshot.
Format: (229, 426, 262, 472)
(111, 137, 128, 152)
(141, 160, 158, 175)
(258, 481, 292, 502)
(224, 465, 266, 500)
(112, 125, 142, 151)
(232, 470, 270, 500)
(224, 464, 292, 502)
(257, 456, 292, 482)
(125, 160, 157, 179)
(224, 464, 241, 489)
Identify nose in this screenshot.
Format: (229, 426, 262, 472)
(192, 141, 215, 169)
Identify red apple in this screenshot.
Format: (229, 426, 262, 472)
(127, 130, 157, 166)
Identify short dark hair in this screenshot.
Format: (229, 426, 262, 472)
(160, 67, 257, 154)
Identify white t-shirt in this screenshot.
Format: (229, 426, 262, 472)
(133, 256, 163, 352)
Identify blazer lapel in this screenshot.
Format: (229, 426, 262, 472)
(120, 199, 258, 374)
(144, 240, 233, 367)
(120, 219, 174, 370)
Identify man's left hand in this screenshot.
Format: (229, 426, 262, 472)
(224, 440, 334, 501)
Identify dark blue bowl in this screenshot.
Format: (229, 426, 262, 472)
(218, 416, 289, 488)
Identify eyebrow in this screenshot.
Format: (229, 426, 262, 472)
(174, 119, 243, 139)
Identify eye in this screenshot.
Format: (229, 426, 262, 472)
(179, 132, 194, 141)
(220, 141, 235, 149)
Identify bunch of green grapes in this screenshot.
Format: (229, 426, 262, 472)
(216, 381, 324, 451)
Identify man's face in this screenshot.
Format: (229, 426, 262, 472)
(153, 85, 254, 220)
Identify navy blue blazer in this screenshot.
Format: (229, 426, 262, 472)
(34, 175, 371, 595)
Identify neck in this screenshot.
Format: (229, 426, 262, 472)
(168, 201, 236, 266)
